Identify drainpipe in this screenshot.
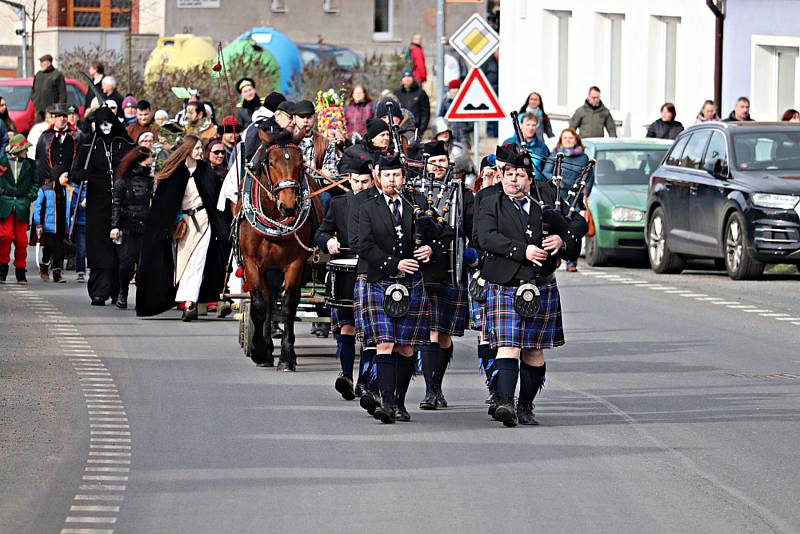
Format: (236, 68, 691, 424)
(707, 0, 724, 114)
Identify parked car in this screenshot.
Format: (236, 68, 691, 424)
(0, 78, 87, 134)
(583, 138, 672, 266)
(646, 122, 800, 279)
(297, 43, 362, 74)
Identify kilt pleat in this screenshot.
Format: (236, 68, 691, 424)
(330, 306, 355, 333)
(482, 280, 564, 350)
(426, 283, 469, 337)
(359, 273, 431, 347)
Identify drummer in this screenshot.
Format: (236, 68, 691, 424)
(314, 146, 374, 401)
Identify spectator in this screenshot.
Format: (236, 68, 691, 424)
(101, 76, 124, 117)
(0, 115, 7, 155)
(0, 97, 16, 134)
(723, 97, 754, 122)
(781, 109, 800, 122)
(136, 131, 154, 149)
(127, 100, 155, 142)
(0, 134, 37, 284)
(184, 101, 217, 139)
(205, 137, 229, 179)
(694, 100, 720, 124)
(646, 102, 684, 140)
(83, 62, 105, 110)
(344, 84, 374, 138)
(66, 105, 80, 130)
(518, 91, 553, 140)
(27, 111, 52, 160)
(408, 33, 427, 84)
(503, 112, 550, 180)
(471, 154, 499, 193)
(105, 99, 120, 119)
(235, 77, 262, 128)
(218, 115, 242, 164)
(394, 68, 430, 134)
(33, 167, 76, 283)
(121, 95, 138, 126)
(31, 54, 66, 122)
(153, 109, 169, 127)
(438, 80, 472, 146)
(569, 86, 617, 138)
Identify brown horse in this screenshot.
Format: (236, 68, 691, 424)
(238, 131, 318, 371)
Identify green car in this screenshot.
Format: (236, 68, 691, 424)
(583, 139, 673, 266)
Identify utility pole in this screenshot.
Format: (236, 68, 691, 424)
(0, 0, 28, 77)
(435, 0, 445, 106)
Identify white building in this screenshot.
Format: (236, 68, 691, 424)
(498, 0, 717, 140)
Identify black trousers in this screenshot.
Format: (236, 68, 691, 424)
(118, 232, 143, 294)
(88, 250, 120, 300)
(41, 233, 65, 269)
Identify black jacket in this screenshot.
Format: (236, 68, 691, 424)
(394, 82, 430, 133)
(111, 164, 153, 234)
(315, 192, 356, 258)
(35, 127, 82, 185)
(646, 119, 684, 140)
(347, 186, 380, 253)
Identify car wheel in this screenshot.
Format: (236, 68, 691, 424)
(724, 212, 764, 280)
(647, 207, 684, 274)
(584, 235, 606, 267)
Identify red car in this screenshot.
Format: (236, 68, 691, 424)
(0, 78, 88, 134)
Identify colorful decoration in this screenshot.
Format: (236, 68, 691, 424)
(314, 88, 346, 143)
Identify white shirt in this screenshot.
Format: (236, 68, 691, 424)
(384, 194, 402, 217)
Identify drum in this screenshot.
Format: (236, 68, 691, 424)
(326, 258, 358, 308)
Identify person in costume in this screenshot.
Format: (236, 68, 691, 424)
(35, 103, 81, 186)
(72, 105, 135, 305)
(0, 134, 38, 283)
(136, 135, 229, 321)
(235, 77, 262, 129)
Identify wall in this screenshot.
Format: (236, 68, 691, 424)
(499, 0, 716, 140)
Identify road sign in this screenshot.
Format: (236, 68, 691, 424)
(445, 68, 505, 122)
(448, 13, 500, 68)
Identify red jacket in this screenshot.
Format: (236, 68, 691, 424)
(409, 43, 427, 83)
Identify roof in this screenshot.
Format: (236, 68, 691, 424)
(297, 43, 351, 52)
(685, 121, 800, 133)
(584, 138, 673, 148)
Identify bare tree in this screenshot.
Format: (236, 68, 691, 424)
(20, 0, 45, 65)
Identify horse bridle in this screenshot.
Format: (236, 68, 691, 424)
(256, 143, 303, 200)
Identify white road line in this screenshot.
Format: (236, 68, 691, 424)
(78, 484, 126, 491)
(85, 467, 130, 472)
(61, 529, 114, 534)
(89, 418, 127, 422)
(776, 317, 800, 321)
(91, 438, 131, 443)
(70, 505, 121, 513)
(90, 445, 131, 451)
(664, 289, 692, 294)
(90, 431, 131, 437)
(74, 495, 125, 501)
(90, 424, 129, 428)
(64, 516, 117, 524)
(743, 309, 771, 313)
(793, 322, 800, 326)
(82, 475, 129, 481)
(760, 313, 789, 317)
(88, 411, 127, 415)
(86, 459, 130, 465)
(680, 293, 708, 298)
(726, 304, 757, 309)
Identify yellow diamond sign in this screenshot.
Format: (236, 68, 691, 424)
(449, 14, 500, 68)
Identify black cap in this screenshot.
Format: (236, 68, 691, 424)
(378, 154, 404, 171)
(47, 102, 69, 116)
(365, 118, 390, 140)
(422, 140, 448, 158)
(495, 144, 513, 163)
(39, 54, 53, 62)
(276, 100, 295, 115)
(480, 154, 497, 171)
(236, 77, 256, 93)
(338, 145, 374, 175)
(375, 98, 403, 121)
(505, 151, 533, 172)
(293, 100, 315, 117)
(263, 91, 286, 112)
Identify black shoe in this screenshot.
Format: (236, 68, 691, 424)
(419, 391, 437, 410)
(0, 264, 7, 282)
(271, 322, 283, 339)
(335, 374, 356, 400)
(373, 404, 396, 424)
(435, 390, 448, 409)
(52, 269, 65, 283)
(181, 305, 198, 322)
(393, 404, 411, 422)
(359, 391, 380, 415)
(91, 296, 105, 306)
(494, 401, 518, 427)
(277, 360, 296, 372)
(517, 402, 539, 426)
(354, 383, 365, 398)
(116, 291, 128, 309)
(487, 392, 499, 419)
(15, 268, 27, 284)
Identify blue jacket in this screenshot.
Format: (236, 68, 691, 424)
(503, 135, 550, 180)
(543, 149, 594, 201)
(33, 182, 85, 234)
(0, 120, 7, 154)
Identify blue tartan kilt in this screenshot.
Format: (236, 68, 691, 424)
(426, 283, 468, 337)
(468, 293, 483, 331)
(360, 273, 431, 347)
(482, 279, 564, 350)
(353, 275, 366, 343)
(330, 306, 354, 333)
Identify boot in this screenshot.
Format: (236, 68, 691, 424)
(0, 263, 8, 282)
(39, 263, 49, 281)
(516, 402, 538, 426)
(494, 396, 518, 427)
(116, 289, 128, 309)
(334, 374, 356, 400)
(52, 269, 65, 283)
(15, 268, 27, 284)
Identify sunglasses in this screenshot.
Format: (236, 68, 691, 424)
(210, 150, 225, 155)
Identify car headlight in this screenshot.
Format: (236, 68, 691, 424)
(751, 193, 799, 210)
(611, 207, 644, 222)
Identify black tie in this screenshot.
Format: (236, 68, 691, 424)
(391, 198, 402, 227)
(514, 198, 528, 224)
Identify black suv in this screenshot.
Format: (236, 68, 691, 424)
(646, 122, 800, 279)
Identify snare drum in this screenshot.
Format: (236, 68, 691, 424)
(326, 258, 358, 308)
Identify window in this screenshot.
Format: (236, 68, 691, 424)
(271, 0, 287, 12)
(751, 37, 800, 120)
(373, 0, 393, 40)
(776, 47, 798, 116)
(600, 13, 624, 110)
(595, 148, 669, 185)
(733, 132, 800, 171)
(548, 10, 570, 107)
(666, 134, 690, 167)
(703, 131, 728, 175)
(67, 0, 131, 28)
(680, 131, 711, 169)
(659, 17, 679, 103)
(323, 0, 338, 13)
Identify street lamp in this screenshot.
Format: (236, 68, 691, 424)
(0, 0, 28, 77)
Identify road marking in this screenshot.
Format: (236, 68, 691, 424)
(74, 495, 125, 501)
(680, 293, 708, 298)
(89, 418, 127, 422)
(760, 313, 789, 317)
(726, 304, 756, 309)
(90, 431, 131, 437)
(91, 438, 131, 443)
(61, 529, 114, 534)
(776, 317, 800, 321)
(85, 467, 130, 472)
(82, 475, 129, 481)
(64, 517, 117, 524)
(70, 505, 121, 513)
(86, 459, 131, 465)
(90, 424, 130, 428)
(743, 309, 771, 313)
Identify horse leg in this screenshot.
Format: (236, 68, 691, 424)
(244, 260, 274, 367)
(278, 258, 305, 372)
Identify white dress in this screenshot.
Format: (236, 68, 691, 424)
(175, 170, 210, 303)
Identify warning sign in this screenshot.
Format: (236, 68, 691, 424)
(449, 14, 500, 68)
(445, 68, 505, 122)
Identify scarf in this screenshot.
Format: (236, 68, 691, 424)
(242, 95, 262, 113)
(553, 145, 584, 157)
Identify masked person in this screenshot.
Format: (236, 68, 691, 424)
(72, 105, 134, 305)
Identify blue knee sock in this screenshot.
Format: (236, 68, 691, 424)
(337, 334, 356, 379)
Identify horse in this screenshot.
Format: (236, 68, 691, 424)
(238, 130, 320, 371)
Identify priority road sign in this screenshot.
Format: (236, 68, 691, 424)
(448, 13, 500, 68)
(445, 68, 505, 122)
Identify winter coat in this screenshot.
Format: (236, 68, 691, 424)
(31, 66, 66, 119)
(569, 100, 617, 138)
(394, 82, 430, 134)
(0, 154, 38, 220)
(543, 148, 594, 203)
(344, 101, 374, 137)
(723, 110, 754, 122)
(646, 119, 684, 140)
(502, 135, 551, 180)
(35, 125, 82, 185)
(33, 182, 81, 234)
(126, 121, 156, 143)
(111, 164, 154, 234)
(409, 43, 427, 83)
(0, 121, 7, 154)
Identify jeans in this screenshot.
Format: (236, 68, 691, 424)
(74, 224, 87, 273)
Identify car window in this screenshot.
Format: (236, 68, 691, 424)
(332, 49, 360, 69)
(679, 131, 711, 169)
(732, 131, 800, 170)
(595, 148, 669, 185)
(703, 131, 728, 175)
(665, 135, 690, 166)
(300, 50, 320, 66)
(0, 85, 33, 111)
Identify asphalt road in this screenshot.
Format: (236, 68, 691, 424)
(2, 260, 800, 534)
